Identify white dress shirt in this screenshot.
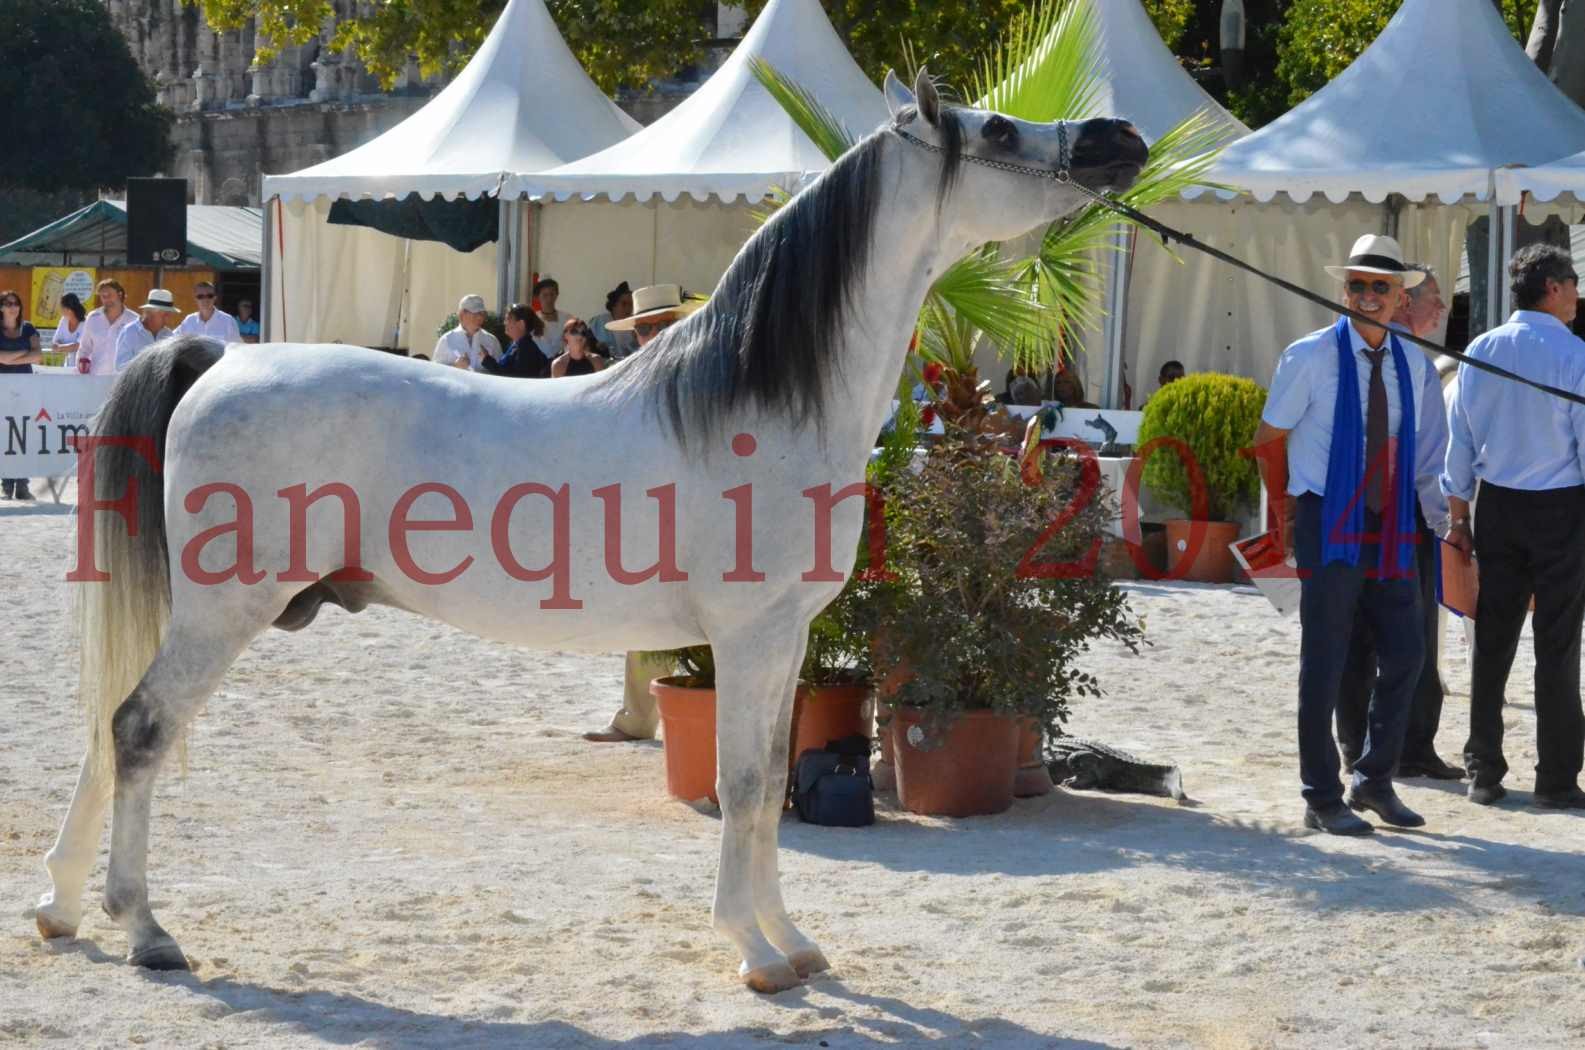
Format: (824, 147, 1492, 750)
(178, 308, 242, 345)
(432, 326, 502, 371)
(1262, 319, 1431, 498)
(1442, 310, 1585, 500)
(114, 321, 174, 371)
(77, 307, 139, 375)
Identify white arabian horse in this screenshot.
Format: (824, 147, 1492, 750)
(35, 70, 1146, 992)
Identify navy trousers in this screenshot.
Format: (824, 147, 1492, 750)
(1294, 493, 1424, 806)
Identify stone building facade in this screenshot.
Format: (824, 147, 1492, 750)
(104, 0, 435, 205)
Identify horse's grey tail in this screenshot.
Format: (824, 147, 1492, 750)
(77, 336, 225, 780)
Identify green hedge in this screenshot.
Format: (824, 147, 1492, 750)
(1136, 373, 1266, 522)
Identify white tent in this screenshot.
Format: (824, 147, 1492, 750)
(259, 0, 639, 347)
(504, 0, 888, 322)
(1497, 149, 1585, 205)
(1123, 0, 1585, 401)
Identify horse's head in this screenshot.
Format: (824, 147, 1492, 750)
(883, 68, 1148, 244)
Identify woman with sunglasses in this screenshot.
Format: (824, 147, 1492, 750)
(0, 290, 41, 499)
(550, 317, 609, 378)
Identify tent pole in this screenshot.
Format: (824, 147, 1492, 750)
(260, 196, 275, 341)
(1485, 200, 1501, 338)
(496, 196, 511, 314)
(1500, 204, 1517, 321)
(1101, 223, 1131, 410)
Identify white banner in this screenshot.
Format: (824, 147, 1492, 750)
(1, 372, 114, 477)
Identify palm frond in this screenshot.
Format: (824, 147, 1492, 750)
(971, 0, 1100, 123)
(749, 58, 857, 163)
(922, 250, 1057, 371)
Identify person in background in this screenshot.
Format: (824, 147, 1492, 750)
(1335, 264, 1464, 781)
(432, 293, 502, 372)
(76, 279, 138, 374)
(481, 303, 549, 379)
(582, 283, 707, 744)
(177, 280, 242, 344)
(1051, 368, 1099, 409)
(1252, 234, 1431, 836)
(113, 289, 181, 371)
(0, 289, 41, 500)
(531, 277, 564, 362)
(52, 293, 87, 368)
(1444, 243, 1585, 810)
(236, 299, 260, 343)
(550, 317, 609, 378)
(1158, 360, 1186, 388)
(589, 281, 639, 360)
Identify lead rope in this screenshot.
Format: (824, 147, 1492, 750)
(897, 125, 1585, 407)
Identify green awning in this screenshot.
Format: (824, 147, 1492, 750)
(0, 199, 262, 269)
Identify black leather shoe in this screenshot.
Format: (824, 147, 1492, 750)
(1533, 786, 1585, 810)
(1468, 782, 1507, 806)
(1347, 786, 1426, 828)
(1398, 754, 1466, 780)
(1304, 803, 1374, 836)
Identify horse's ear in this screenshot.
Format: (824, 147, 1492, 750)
(883, 69, 915, 117)
(913, 67, 940, 126)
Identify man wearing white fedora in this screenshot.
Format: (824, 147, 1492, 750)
(1253, 234, 1437, 835)
(583, 283, 706, 744)
(113, 289, 183, 371)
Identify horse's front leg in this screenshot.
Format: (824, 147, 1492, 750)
(36, 753, 111, 939)
(711, 631, 805, 993)
(750, 642, 829, 979)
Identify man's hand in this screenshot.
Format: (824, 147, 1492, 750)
(1280, 497, 1297, 559)
(1445, 520, 1474, 559)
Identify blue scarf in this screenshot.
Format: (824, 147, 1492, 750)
(1319, 318, 1417, 577)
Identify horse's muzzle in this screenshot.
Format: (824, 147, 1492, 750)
(1070, 117, 1149, 191)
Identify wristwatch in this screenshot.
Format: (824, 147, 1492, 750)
(1450, 517, 1471, 530)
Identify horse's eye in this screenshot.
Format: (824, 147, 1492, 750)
(982, 115, 1018, 148)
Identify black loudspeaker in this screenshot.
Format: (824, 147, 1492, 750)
(126, 178, 188, 266)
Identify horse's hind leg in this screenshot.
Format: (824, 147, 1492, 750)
(102, 620, 251, 969)
(35, 753, 111, 939)
(711, 628, 808, 993)
(750, 643, 828, 979)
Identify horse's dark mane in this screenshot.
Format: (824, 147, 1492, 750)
(600, 108, 965, 445)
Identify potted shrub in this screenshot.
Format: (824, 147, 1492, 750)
(1135, 373, 1266, 583)
(649, 646, 719, 802)
(861, 431, 1144, 817)
(795, 584, 874, 764)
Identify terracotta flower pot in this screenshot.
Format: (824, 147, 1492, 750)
(792, 682, 873, 761)
(652, 677, 718, 804)
(654, 679, 876, 806)
(1014, 719, 1055, 798)
(1164, 519, 1241, 583)
(891, 706, 1019, 817)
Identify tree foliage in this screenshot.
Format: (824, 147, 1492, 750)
(194, 0, 1203, 97)
(0, 0, 170, 193)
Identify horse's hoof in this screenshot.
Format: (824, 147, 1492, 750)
(787, 946, 830, 978)
(128, 938, 189, 971)
(741, 960, 802, 994)
(35, 908, 79, 941)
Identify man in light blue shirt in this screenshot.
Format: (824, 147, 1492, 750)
(1253, 234, 1431, 836)
(1441, 243, 1585, 810)
(1335, 265, 1463, 781)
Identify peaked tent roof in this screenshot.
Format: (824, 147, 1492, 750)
(0, 200, 262, 268)
(1079, 0, 1246, 145)
(506, 0, 888, 203)
(1188, 0, 1585, 203)
(261, 0, 640, 203)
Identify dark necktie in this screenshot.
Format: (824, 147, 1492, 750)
(1363, 347, 1388, 514)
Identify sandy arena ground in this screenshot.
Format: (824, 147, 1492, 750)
(3, 489, 1584, 1050)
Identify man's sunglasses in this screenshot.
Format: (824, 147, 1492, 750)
(1346, 278, 1396, 296)
(634, 318, 674, 337)
(195, 292, 215, 300)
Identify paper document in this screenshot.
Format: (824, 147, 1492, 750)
(1437, 537, 1477, 619)
(1229, 531, 1301, 617)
